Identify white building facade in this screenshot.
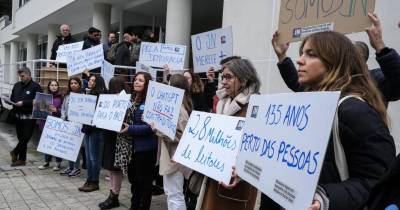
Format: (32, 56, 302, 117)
(0, 0, 399, 151)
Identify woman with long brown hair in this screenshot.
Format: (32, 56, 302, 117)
(156, 74, 193, 210)
(120, 72, 157, 210)
(262, 31, 395, 210)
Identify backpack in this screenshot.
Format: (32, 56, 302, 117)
(107, 43, 121, 63)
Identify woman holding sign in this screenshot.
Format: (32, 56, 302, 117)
(59, 77, 84, 177)
(38, 80, 63, 171)
(120, 72, 157, 210)
(196, 58, 261, 210)
(155, 74, 193, 210)
(79, 75, 108, 192)
(262, 31, 396, 210)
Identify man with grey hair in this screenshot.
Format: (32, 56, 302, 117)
(50, 24, 77, 67)
(9, 67, 42, 167)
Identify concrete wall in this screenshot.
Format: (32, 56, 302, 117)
(222, 0, 400, 153)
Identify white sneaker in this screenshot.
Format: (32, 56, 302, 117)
(38, 163, 50, 170)
(52, 163, 61, 171)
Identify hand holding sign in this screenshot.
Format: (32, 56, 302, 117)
(272, 31, 289, 63)
(120, 123, 129, 133)
(366, 13, 386, 53)
(308, 200, 321, 210)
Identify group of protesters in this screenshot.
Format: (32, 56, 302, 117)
(6, 11, 400, 210)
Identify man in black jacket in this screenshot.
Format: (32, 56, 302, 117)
(9, 67, 42, 167)
(50, 24, 77, 67)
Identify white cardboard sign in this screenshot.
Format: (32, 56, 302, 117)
(37, 116, 84, 161)
(191, 26, 233, 73)
(143, 81, 184, 139)
(139, 42, 186, 70)
(236, 92, 340, 210)
(92, 93, 131, 132)
(173, 111, 245, 184)
(67, 93, 97, 125)
(101, 60, 115, 89)
(56, 41, 84, 62)
(66, 44, 104, 76)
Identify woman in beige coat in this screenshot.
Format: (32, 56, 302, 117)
(196, 58, 261, 210)
(156, 74, 193, 210)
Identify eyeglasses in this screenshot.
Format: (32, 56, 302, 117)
(221, 74, 235, 81)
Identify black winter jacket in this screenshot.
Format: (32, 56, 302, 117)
(277, 48, 400, 104)
(10, 80, 42, 114)
(50, 34, 77, 60)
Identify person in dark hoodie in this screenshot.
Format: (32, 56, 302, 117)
(50, 24, 77, 67)
(9, 67, 42, 167)
(81, 27, 102, 86)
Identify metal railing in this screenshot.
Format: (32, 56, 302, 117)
(0, 59, 171, 109)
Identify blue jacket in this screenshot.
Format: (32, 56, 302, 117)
(278, 48, 400, 104)
(128, 102, 157, 152)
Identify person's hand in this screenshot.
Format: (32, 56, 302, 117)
(207, 67, 216, 82)
(272, 31, 289, 63)
(49, 105, 57, 113)
(220, 166, 239, 189)
(120, 123, 129, 133)
(308, 200, 321, 210)
(366, 13, 386, 53)
(149, 122, 156, 131)
(163, 64, 171, 76)
(84, 69, 91, 77)
(32, 99, 36, 106)
(15, 101, 23, 107)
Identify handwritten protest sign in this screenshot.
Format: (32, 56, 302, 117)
(236, 92, 340, 210)
(92, 93, 131, 132)
(173, 111, 245, 184)
(191, 26, 233, 73)
(32, 93, 53, 120)
(139, 42, 186, 70)
(101, 60, 115, 89)
(66, 44, 104, 76)
(56, 41, 84, 62)
(136, 62, 157, 80)
(68, 93, 97, 125)
(278, 0, 376, 43)
(37, 116, 84, 161)
(143, 81, 184, 139)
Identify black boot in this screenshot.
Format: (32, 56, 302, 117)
(99, 190, 120, 210)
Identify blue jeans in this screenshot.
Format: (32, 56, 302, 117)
(83, 130, 104, 182)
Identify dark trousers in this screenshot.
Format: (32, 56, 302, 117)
(13, 119, 35, 161)
(44, 154, 62, 163)
(128, 150, 157, 210)
(260, 193, 281, 210)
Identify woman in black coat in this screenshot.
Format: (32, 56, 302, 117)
(263, 31, 396, 210)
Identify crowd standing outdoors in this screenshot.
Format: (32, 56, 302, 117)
(4, 11, 400, 210)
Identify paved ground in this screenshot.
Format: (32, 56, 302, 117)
(0, 120, 167, 210)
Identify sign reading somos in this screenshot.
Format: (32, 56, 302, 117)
(139, 42, 186, 70)
(173, 111, 245, 184)
(66, 44, 104, 76)
(191, 26, 233, 73)
(278, 0, 376, 43)
(92, 93, 131, 132)
(68, 93, 97, 125)
(236, 92, 340, 210)
(37, 116, 84, 162)
(143, 81, 184, 140)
